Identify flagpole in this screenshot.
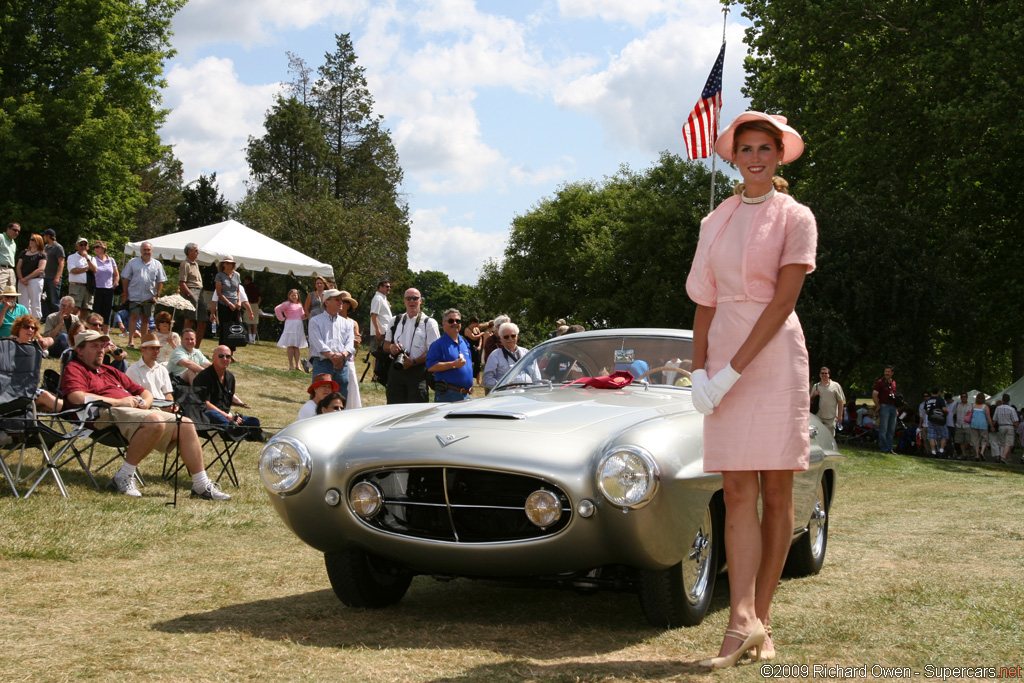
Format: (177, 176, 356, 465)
(708, 7, 729, 213)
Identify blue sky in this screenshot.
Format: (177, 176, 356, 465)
(160, 0, 753, 284)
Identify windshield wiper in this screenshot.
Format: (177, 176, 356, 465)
(496, 379, 552, 390)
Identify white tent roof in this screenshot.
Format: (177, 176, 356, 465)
(123, 220, 333, 278)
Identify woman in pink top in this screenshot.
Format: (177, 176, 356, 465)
(685, 112, 817, 668)
(275, 289, 307, 371)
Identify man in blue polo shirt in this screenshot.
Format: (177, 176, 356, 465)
(426, 308, 474, 402)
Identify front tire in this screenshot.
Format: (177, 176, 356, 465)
(324, 548, 413, 608)
(784, 479, 829, 576)
(638, 501, 720, 627)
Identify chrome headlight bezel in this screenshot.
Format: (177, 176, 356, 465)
(258, 435, 313, 496)
(596, 445, 660, 509)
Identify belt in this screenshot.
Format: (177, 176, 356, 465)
(446, 385, 472, 394)
(0, 264, 12, 269)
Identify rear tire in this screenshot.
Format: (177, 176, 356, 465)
(638, 501, 720, 627)
(784, 479, 829, 577)
(324, 548, 413, 608)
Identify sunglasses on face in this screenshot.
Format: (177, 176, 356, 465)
(405, 296, 420, 301)
(446, 319, 461, 325)
(23, 325, 38, 332)
(502, 334, 517, 340)
(217, 353, 233, 359)
(324, 403, 343, 412)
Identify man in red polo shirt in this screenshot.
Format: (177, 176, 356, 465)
(61, 329, 230, 500)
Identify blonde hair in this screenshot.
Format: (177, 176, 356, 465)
(733, 176, 790, 196)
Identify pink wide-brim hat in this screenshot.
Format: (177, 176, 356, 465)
(715, 111, 804, 164)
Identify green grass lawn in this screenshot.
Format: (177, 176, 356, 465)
(1, 342, 1022, 681)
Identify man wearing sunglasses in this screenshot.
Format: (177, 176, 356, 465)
(193, 345, 261, 436)
(383, 288, 439, 404)
(426, 308, 474, 403)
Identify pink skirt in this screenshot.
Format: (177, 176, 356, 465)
(703, 300, 810, 472)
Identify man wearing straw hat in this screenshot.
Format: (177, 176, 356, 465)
(307, 289, 355, 403)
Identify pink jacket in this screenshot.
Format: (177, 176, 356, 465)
(686, 193, 817, 306)
(274, 301, 305, 321)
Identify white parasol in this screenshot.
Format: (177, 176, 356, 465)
(154, 294, 196, 312)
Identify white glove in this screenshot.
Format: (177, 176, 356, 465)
(690, 369, 714, 415)
(706, 363, 742, 408)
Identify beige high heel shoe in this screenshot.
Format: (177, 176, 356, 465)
(698, 620, 765, 669)
(748, 623, 775, 660)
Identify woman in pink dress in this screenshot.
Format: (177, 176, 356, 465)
(275, 289, 308, 371)
(685, 112, 817, 668)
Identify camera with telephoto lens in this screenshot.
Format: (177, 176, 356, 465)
(392, 352, 407, 370)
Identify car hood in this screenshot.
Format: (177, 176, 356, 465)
(377, 385, 691, 436)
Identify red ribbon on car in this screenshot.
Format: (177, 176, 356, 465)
(564, 371, 635, 389)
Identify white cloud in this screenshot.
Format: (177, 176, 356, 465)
(161, 57, 280, 200)
(555, 20, 749, 154)
(556, 0, 673, 25)
(385, 89, 506, 194)
(170, 0, 367, 53)
(409, 207, 507, 284)
(510, 158, 575, 186)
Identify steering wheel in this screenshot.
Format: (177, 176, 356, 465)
(637, 365, 692, 382)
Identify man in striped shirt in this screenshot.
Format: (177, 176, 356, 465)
(992, 394, 1019, 464)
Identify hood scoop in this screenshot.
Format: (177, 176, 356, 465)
(445, 410, 526, 420)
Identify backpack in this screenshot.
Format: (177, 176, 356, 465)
(925, 397, 945, 425)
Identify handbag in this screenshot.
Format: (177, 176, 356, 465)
(225, 322, 248, 347)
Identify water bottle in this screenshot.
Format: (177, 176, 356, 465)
(211, 319, 218, 334)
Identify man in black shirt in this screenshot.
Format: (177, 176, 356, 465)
(193, 345, 260, 431)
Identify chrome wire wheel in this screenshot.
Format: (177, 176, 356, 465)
(683, 506, 714, 606)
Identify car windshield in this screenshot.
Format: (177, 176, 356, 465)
(493, 333, 694, 390)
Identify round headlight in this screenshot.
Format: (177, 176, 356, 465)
(525, 490, 562, 528)
(258, 436, 312, 495)
(350, 481, 383, 517)
(597, 446, 659, 508)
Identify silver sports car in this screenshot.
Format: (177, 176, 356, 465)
(260, 328, 843, 627)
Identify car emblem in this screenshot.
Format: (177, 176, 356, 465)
(436, 434, 469, 448)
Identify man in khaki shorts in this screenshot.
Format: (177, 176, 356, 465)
(60, 329, 230, 501)
(178, 242, 209, 347)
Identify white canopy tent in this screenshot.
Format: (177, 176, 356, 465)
(123, 220, 333, 278)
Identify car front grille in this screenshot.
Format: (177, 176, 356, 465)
(351, 467, 572, 542)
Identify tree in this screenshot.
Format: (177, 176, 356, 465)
(0, 0, 185, 242)
(732, 0, 1023, 394)
(131, 147, 183, 242)
(479, 153, 732, 330)
(411, 270, 485, 321)
(177, 173, 230, 231)
(243, 35, 410, 295)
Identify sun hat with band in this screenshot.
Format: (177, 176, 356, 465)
(714, 111, 805, 164)
(140, 333, 162, 349)
(307, 373, 340, 396)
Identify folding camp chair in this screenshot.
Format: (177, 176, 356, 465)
(167, 384, 246, 487)
(0, 338, 96, 498)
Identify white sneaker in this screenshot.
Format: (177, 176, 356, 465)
(107, 475, 142, 497)
(190, 481, 231, 501)
(0, 431, 12, 446)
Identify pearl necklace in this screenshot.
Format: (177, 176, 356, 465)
(741, 187, 776, 204)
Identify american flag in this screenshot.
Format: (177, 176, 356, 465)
(682, 43, 725, 160)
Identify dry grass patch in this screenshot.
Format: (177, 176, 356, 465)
(2, 348, 1023, 681)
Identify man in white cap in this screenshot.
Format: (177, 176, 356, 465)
(307, 289, 354, 401)
(61, 329, 229, 500)
(126, 333, 175, 402)
(66, 237, 96, 316)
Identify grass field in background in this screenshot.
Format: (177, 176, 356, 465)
(2, 340, 1021, 682)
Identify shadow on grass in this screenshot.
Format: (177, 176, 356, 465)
(425, 657, 713, 682)
(154, 578, 730, 658)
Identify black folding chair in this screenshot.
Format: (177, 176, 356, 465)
(165, 385, 246, 487)
(0, 338, 94, 498)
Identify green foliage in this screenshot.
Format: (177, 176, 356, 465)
(479, 153, 732, 330)
(734, 0, 1024, 395)
(243, 34, 409, 297)
(177, 173, 230, 231)
(0, 0, 185, 244)
(131, 147, 183, 243)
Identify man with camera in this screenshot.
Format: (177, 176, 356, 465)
(383, 287, 439, 404)
(307, 289, 354, 403)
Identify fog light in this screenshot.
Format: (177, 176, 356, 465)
(525, 490, 562, 528)
(350, 482, 382, 517)
(576, 499, 595, 518)
(324, 488, 341, 507)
